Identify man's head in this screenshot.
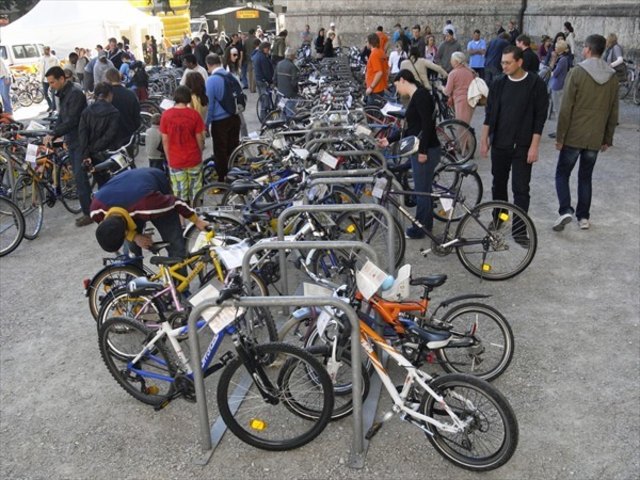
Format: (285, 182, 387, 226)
(516, 34, 531, 50)
(367, 32, 380, 49)
(446, 20, 452, 25)
(98, 50, 108, 62)
(94, 82, 113, 102)
(412, 25, 421, 39)
(43, 46, 51, 56)
(95, 216, 126, 252)
(248, 28, 256, 35)
(105, 68, 121, 85)
(499, 32, 511, 41)
(584, 34, 606, 59)
(68, 52, 78, 64)
(329, 22, 336, 31)
(376, 26, 383, 33)
(63, 68, 75, 81)
(96, 44, 103, 52)
(108, 37, 117, 49)
(285, 47, 295, 60)
(45, 66, 66, 91)
(205, 53, 222, 72)
(173, 85, 191, 105)
(501, 45, 523, 76)
(394, 23, 401, 31)
(508, 20, 516, 30)
(444, 29, 454, 42)
(473, 30, 481, 41)
(183, 53, 197, 69)
(260, 41, 271, 54)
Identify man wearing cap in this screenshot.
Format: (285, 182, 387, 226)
(90, 168, 208, 257)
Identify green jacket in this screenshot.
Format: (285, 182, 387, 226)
(557, 58, 619, 150)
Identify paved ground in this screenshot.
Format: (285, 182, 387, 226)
(1, 91, 639, 480)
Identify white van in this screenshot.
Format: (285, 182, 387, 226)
(0, 43, 45, 67)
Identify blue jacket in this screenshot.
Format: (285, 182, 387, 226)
(205, 69, 231, 124)
(485, 37, 510, 70)
(252, 49, 273, 84)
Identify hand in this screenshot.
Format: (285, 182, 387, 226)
(418, 153, 428, 163)
(133, 233, 153, 250)
(376, 137, 389, 148)
(365, 87, 372, 95)
(527, 144, 539, 164)
(555, 143, 563, 151)
(480, 140, 490, 158)
(194, 217, 210, 231)
(43, 135, 53, 146)
(600, 144, 609, 152)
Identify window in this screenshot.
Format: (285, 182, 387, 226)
(11, 44, 40, 59)
(24, 44, 38, 57)
(0, 46, 7, 60)
(12, 45, 27, 59)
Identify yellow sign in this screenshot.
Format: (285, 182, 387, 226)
(236, 9, 259, 19)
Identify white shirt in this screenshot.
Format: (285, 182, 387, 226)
(38, 54, 60, 82)
(179, 64, 209, 85)
(442, 23, 457, 36)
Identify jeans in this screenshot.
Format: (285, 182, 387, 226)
(68, 138, 92, 215)
(240, 62, 248, 88)
(257, 81, 270, 120)
(128, 212, 186, 261)
(42, 81, 55, 110)
(411, 147, 440, 232)
(366, 93, 384, 107)
(0, 78, 13, 115)
(555, 146, 598, 220)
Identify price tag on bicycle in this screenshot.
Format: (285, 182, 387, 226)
(159, 98, 175, 110)
(355, 124, 372, 137)
(439, 198, 454, 218)
(372, 177, 388, 198)
(319, 150, 339, 169)
(291, 147, 309, 160)
(188, 284, 246, 334)
(248, 131, 260, 140)
(25, 144, 38, 165)
(355, 259, 388, 300)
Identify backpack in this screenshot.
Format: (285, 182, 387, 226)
(213, 70, 246, 115)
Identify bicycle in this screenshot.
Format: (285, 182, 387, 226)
(256, 85, 281, 124)
(98, 282, 334, 451)
(618, 60, 636, 100)
(0, 195, 25, 257)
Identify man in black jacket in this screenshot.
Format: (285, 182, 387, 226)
(480, 45, 548, 244)
(105, 68, 141, 153)
(78, 82, 121, 188)
(43, 66, 91, 226)
(516, 34, 540, 74)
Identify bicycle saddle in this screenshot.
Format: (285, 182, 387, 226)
(401, 320, 452, 349)
(399, 136, 420, 157)
(442, 162, 478, 175)
(127, 277, 164, 295)
(229, 179, 262, 194)
(387, 109, 406, 119)
(290, 112, 311, 122)
(410, 274, 447, 289)
(226, 168, 252, 182)
(149, 256, 184, 266)
(15, 130, 49, 137)
(263, 119, 287, 129)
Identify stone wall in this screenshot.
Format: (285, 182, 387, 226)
(277, 0, 639, 57)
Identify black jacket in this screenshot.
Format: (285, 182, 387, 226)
(195, 42, 209, 68)
(78, 100, 121, 159)
(484, 73, 548, 147)
(110, 85, 141, 147)
(522, 48, 540, 74)
(52, 81, 87, 140)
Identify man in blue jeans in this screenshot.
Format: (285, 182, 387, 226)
(552, 34, 619, 231)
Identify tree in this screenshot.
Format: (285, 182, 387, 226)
(0, 0, 38, 21)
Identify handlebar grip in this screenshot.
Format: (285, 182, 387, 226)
(216, 286, 242, 305)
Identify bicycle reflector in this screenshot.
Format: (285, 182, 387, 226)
(482, 264, 492, 272)
(498, 212, 510, 222)
(249, 418, 267, 431)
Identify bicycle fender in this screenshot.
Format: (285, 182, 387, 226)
(435, 293, 492, 310)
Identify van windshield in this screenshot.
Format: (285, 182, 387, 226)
(12, 44, 39, 59)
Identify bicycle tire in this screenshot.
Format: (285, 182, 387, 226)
(0, 196, 25, 257)
(436, 303, 514, 381)
(11, 174, 44, 240)
(18, 91, 33, 108)
(362, 210, 406, 269)
(228, 141, 278, 171)
(192, 182, 232, 209)
(97, 288, 166, 332)
(420, 373, 518, 471)
(139, 100, 162, 115)
(57, 155, 82, 214)
(455, 201, 537, 280)
(432, 163, 483, 222)
(88, 264, 147, 320)
(256, 93, 273, 124)
(99, 316, 176, 407)
(437, 119, 477, 163)
(618, 76, 631, 99)
(216, 342, 334, 451)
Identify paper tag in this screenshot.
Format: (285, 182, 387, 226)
(188, 284, 245, 334)
(439, 198, 454, 217)
(307, 184, 328, 201)
(355, 260, 388, 300)
(355, 124, 372, 137)
(26, 121, 46, 131)
(214, 240, 255, 270)
(316, 309, 332, 337)
(319, 151, 339, 169)
(302, 282, 334, 297)
(248, 130, 260, 140)
(272, 137, 287, 150)
(278, 98, 287, 109)
(292, 148, 309, 160)
(292, 198, 304, 207)
(159, 98, 175, 110)
(326, 356, 342, 384)
(372, 177, 388, 199)
(307, 164, 318, 174)
(25, 144, 38, 164)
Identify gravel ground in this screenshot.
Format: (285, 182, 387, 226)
(1, 91, 638, 480)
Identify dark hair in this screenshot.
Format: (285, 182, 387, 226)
(94, 82, 112, 99)
(248, 28, 255, 35)
(584, 34, 606, 56)
(45, 66, 65, 79)
(393, 69, 419, 85)
(445, 29, 454, 36)
(502, 45, 523, 61)
(108, 37, 117, 43)
(105, 68, 121, 83)
(96, 44, 103, 50)
(68, 52, 78, 61)
(474, 29, 481, 35)
(95, 216, 125, 252)
(377, 26, 383, 32)
(260, 41, 271, 50)
(122, 53, 131, 60)
(409, 45, 421, 60)
(516, 34, 531, 46)
(564, 21, 574, 33)
(205, 53, 221, 67)
(173, 85, 192, 104)
(184, 72, 208, 107)
(318, 28, 325, 36)
(117, 42, 123, 49)
(413, 24, 421, 30)
(367, 33, 380, 47)
(224, 47, 240, 73)
(499, 32, 511, 41)
(252, 38, 261, 48)
(553, 32, 566, 44)
(183, 54, 197, 66)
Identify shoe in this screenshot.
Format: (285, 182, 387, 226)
(405, 226, 426, 239)
(552, 213, 573, 231)
(578, 218, 590, 230)
(513, 235, 530, 248)
(75, 215, 93, 227)
(548, 132, 557, 139)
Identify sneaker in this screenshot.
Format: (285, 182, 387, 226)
(552, 213, 573, 231)
(405, 226, 425, 239)
(75, 215, 93, 227)
(578, 218, 590, 230)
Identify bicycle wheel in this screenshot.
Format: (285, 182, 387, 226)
(633, 77, 640, 105)
(216, 342, 334, 451)
(97, 288, 165, 331)
(192, 182, 231, 209)
(139, 100, 162, 115)
(432, 163, 483, 222)
(436, 303, 514, 381)
(228, 141, 278, 171)
(362, 211, 406, 269)
(18, 91, 33, 108)
(11, 175, 44, 240)
(618, 78, 631, 99)
(0, 196, 25, 257)
(420, 373, 518, 471)
(88, 264, 147, 320)
(437, 119, 477, 163)
(99, 316, 176, 407)
(256, 93, 273, 124)
(57, 156, 82, 214)
(455, 201, 537, 280)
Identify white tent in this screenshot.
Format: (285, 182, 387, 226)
(0, 0, 163, 59)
